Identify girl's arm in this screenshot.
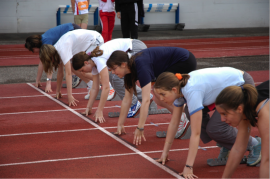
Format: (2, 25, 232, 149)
(56, 62, 64, 98)
(71, 0, 75, 13)
(85, 74, 100, 116)
(222, 120, 251, 178)
(257, 101, 269, 178)
(179, 110, 202, 179)
(64, 61, 79, 106)
(133, 82, 152, 145)
(156, 105, 183, 164)
(93, 67, 110, 123)
(115, 88, 134, 135)
(35, 61, 44, 87)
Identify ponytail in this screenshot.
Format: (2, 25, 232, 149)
(39, 45, 61, 73)
(25, 35, 42, 52)
(154, 72, 190, 95)
(216, 84, 258, 126)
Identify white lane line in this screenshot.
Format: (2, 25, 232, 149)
(146, 39, 269, 46)
(0, 123, 169, 137)
(0, 146, 218, 167)
(0, 106, 118, 116)
(27, 83, 181, 178)
(0, 92, 87, 99)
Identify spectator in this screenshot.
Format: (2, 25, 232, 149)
(99, 0, 116, 42)
(115, 0, 144, 39)
(71, 0, 90, 29)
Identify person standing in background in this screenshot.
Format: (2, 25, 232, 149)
(71, 0, 90, 29)
(115, 0, 144, 39)
(99, 0, 116, 42)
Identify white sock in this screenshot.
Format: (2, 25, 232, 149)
(109, 82, 112, 88)
(87, 80, 93, 88)
(250, 137, 259, 146)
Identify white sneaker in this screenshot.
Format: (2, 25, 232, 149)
(127, 101, 141, 118)
(84, 87, 91, 99)
(175, 112, 190, 138)
(107, 85, 115, 101)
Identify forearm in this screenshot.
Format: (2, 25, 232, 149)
(66, 73, 73, 98)
(137, 99, 150, 128)
(56, 68, 63, 92)
(118, 97, 132, 125)
(87, 87, 99, 108)
(185, 133, 200, 166)
(36, 61, 44, 83)
(46, 71, 53, 85)
(163, 117, 180, 153)
(96, 86, 110, 112)
(260, 159, 269, 178)
(222, 147, 246, 178)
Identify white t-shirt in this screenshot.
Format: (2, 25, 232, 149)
(74, 0, 89, 15)
(54, 29, 101, 65)
(173, 67, 245, 115)
(99, 0, 115, 12)
(91, 38, 132, 75)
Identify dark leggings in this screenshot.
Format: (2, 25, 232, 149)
(72, 23, 81, 30)
(165, 52, 197, 74)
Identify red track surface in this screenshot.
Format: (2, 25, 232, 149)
(0, 36, 268, 66)
(0, 36, 269, 178)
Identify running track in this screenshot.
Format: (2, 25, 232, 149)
(0, 36, 269, 178)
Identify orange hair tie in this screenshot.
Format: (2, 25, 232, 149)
(175, 73, 182, 80)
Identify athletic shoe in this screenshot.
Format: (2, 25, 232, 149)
(107, 85, 115, 101)
(175, 113, 190, 138)
(84, 87, 91, 100)
(247, 137, 261, 166)
(72, 75, 81, 88)
(127, 101, 141, 118)
(217, 143, 230, 159)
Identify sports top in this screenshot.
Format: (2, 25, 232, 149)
(91, 38, 132, 75)
(174, 67, 245, 115)
(54, 29, 101, 65)
(41, 23, 74, 45)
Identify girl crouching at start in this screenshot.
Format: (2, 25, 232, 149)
(216, 80, 269, 178)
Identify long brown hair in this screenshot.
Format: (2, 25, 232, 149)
(107, 51, 141, 95)
(39, 44, 61, 73)
(216, 84, 258, 126)
(72, 46, 103, 70)
(25, 35, 42, 52)
(154, 72, 190, 95)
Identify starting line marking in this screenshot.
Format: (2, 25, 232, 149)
(0, 146, 218, 167)
(27, 83, 182, 178)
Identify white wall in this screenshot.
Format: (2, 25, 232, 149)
(0, 0, 268, 33)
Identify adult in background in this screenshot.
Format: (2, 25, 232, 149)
(71, 0, 90, 29)
(99, 0, 116, 42)
(115, 0, 144, 39)
(25, 23, 81, 92)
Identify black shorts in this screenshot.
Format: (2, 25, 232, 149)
(165, 51, 197, 74)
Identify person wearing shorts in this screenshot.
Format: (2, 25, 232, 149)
(106, 47, 197, 145)
(71, 0, 90, 29)
(24, 23, 81, 92)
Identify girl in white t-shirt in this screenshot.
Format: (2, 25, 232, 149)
(153, 67, 260, 179)
(72, 38, 148, 123)
(39, 29, 104, 106)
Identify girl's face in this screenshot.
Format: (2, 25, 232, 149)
(111, 62, 128, 78)
(78, 60, 94, 73)
(154, 87, 179, 105)
(216, 105, 244, 127)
